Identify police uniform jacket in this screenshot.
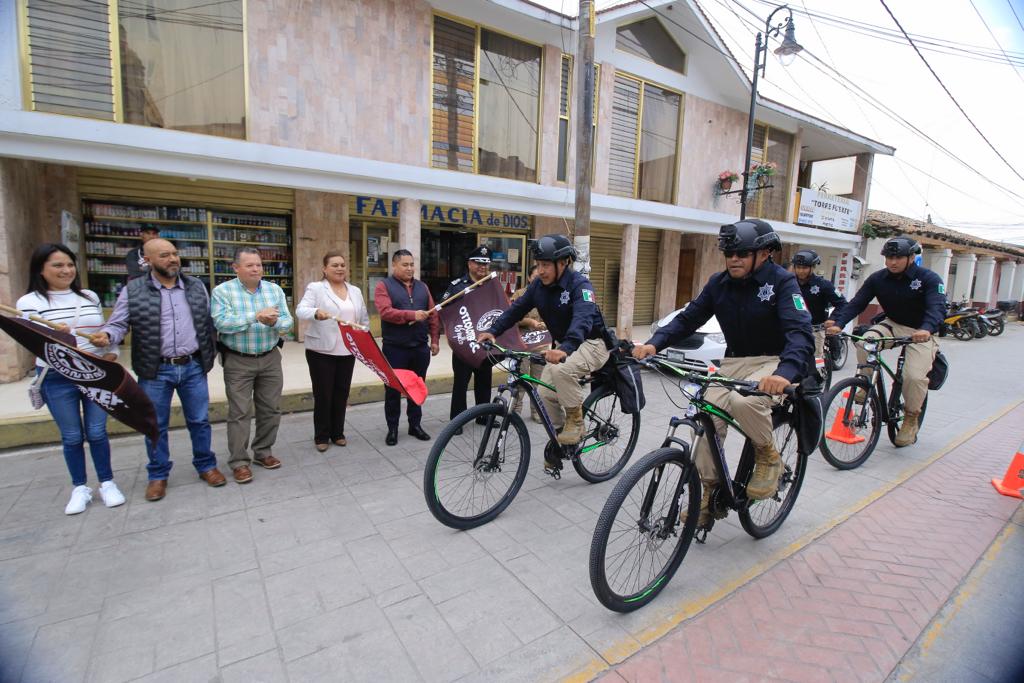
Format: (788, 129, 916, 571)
(442, 274, 475, 303)
(798, 274, 847, 325)
(488, 268, 605, 355)
(648, 260, 814, 382)
(832, 262, 945, 333)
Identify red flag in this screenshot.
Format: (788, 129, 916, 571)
(440, 278, 552, 368)
(0, 315, 159, 441)
(338, 324, 428, 405)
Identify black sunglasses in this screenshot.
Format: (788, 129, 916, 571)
(723, 249, 752, 259)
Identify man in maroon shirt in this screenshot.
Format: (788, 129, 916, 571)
(373, 249, 440, 446)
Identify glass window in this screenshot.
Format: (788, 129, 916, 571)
(432, 17, 476, 172)
(750, 124, 794, 221)
(477, 30, 541, 182)
(557, 56, 599, 183)
(616, 18, 686, 74)
(638, 85, 680, 203)
(608, 74, 641, 197)
(118, 0, 245, 138)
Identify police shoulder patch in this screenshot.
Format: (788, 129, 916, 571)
(938, 283, 946, 294)
(581, 289, 594, 302)
(792, 293, 807, 311)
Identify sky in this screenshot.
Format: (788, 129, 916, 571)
(536, 0, 1024, 246)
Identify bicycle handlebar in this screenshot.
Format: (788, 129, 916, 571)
(832, 332, 915, 345)
(639, 355, 797, 398)
(481, 340, 550, 365)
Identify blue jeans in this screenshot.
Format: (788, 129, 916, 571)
(39, 369, 113, 486)
(138, 359, 217, 481)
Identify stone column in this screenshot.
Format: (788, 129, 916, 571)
(1012, 262, 1024, 306)
(616, 224, 639, 339)
(950, 252, 976, 305)
(398, 198, 422, 279)
(293, 190, 349, 340)
(997, 261, 1017, 301)
(925, 247, 952, 285)
(655, 230, 681, 317)
(971, 255, 996, 307)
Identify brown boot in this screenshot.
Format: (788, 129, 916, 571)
(681, 480, 719, 527)
(747, 443, 782, 500)
(895, 410, 921, 447)
(145, 479, 167, 502)
(853, 387, 868, 404)
(556, 406, 585, 445)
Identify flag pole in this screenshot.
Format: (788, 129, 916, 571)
(331, 317, 370, 332)
(432, 271, 498, 312)
(0, 303, 102, 343)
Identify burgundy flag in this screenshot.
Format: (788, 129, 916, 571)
(339, 324, 428, 405)
(0, 315, 159, 440)
(440, 278, 552, 368)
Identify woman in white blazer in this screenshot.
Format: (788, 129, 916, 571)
(296, 250, 370, 451)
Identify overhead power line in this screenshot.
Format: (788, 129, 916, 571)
(969, 0, 1024, 87)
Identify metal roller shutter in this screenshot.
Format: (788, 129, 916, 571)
(588, 225, 622, 326)
(633, 229, 660, 325)
(77, 169, 294, 213)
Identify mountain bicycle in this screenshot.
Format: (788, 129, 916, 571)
(819, 333, 928, 470)
(588, 355, 814, 612)
(423, 342, 640, 530)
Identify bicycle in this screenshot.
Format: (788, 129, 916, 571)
(818, 333, 928, 470)
(423, 342, 641, 530)
(588, 355, 813, 612)
(826, 327, 849, 371)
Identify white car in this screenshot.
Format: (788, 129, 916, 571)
(649, 305, 727, 374)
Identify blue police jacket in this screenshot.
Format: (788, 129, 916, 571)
(488, 267, 606, 354)
(832, 262, 946, 333)
(648, 260, 814, 382)
(798, 274, 847, 325)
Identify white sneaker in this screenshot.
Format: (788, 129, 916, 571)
(64, 485, 92, 515)
(98, 480, 126, 508)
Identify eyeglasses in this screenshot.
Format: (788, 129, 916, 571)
(723, 249, 751, 259)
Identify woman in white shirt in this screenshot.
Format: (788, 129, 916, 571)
(17, 244, 124, 514)
(296, 251, 370, 451)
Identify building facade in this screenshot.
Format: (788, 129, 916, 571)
(0, 0, 892, 381)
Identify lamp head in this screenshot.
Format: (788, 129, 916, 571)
(774, 17, 803, 66)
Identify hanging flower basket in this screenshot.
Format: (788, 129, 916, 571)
(717, 170, 740, 193)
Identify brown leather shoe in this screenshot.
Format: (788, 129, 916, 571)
(332, 437, 347, 447)
(254, 455, 281, 469)
(315, 442, 329, 453)
(232, 466, 253, 484)
(145, 479, 167, 502)
(199, 468, 227, 487)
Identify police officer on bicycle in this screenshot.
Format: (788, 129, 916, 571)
(826, 236, 944, 447)
(633, 220, 814, 525)
(444, 245, 495, 421)
(791, 249, 847, 359)
(477, 235, 609, 465)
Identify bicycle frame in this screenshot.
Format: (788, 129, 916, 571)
(849, 339, 908, 425)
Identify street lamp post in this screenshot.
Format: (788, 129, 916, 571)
(739, 4, 803, 220)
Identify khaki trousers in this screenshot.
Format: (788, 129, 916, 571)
(539, 339, 610, 428)
(693, 356, 781, 483)
(855, 321, 937, 413)
(813, 329, 825, 360)
(223, 348, 284, 469)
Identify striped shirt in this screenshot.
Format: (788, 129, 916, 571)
(211, 278, 294, 354)
(16, 290, 119, 366)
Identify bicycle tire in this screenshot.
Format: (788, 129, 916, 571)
(830, 337, 849, 371)
(819, 376, 882, 470)
(738, 411, 808, 538)
(572, 385, 640, 483)
(821, 354, 834, 391)
(886, 393, 928, 448)
(589, 447, 700, 613)
(423, 403, 530, 530)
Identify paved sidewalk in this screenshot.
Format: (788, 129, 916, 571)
(601, 403, 1024, 682)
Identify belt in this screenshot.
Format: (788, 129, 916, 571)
(222, 346, 277, 359)
(161, 353, 199, 365)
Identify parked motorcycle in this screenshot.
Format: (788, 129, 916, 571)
(940, 300, 981, 341)
(979, 308, 1005, 336)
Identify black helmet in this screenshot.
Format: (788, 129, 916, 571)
(718, 219, 781, 253)
(531, 234, 576, 262)
(792, 249, 821, 267)
(880, 236, 921, 257)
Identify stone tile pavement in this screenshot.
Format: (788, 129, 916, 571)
(0, 326, 1021, 682)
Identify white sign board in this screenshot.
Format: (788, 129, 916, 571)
(796, 188, 862, 232)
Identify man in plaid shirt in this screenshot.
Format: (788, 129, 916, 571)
(211, 247, 294, 484)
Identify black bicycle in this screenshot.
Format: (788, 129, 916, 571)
(819, 333, 928, 470)
(423, 342, 640, 530)
(588, 355, 813, 612)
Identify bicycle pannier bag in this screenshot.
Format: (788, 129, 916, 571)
(612, 352, 645, 414)
(927, 351, 949, 391)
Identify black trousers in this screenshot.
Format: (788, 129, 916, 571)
(450, 356, 494, 419)
(382, 343, 431, 429)
(305, 350, 356, 444)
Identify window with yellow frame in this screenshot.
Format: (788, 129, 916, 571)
(748, 123, 794, 222)
(557, 54, 599, 183)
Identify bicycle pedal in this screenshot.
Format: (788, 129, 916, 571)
(694, 526, 710, 544)
(544, 465, 562, 480)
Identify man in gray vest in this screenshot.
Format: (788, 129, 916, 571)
(95, 238, 223, 502)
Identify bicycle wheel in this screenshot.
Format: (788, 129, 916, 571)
(819, 376, 882, 470)
(738, 410, 808, 539)
(830, 336, 849, 371)
(821, 355, 834, 391)
(589, 447, 700, 613)
(886, 392, 929, 447)
(573, 385, 640, 483)
(423, 403, 530, 530)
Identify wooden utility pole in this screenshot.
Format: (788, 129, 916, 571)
(573, 0, 595, 274)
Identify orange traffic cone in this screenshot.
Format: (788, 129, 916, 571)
(991, 442, 1024, 499)
(825, 391, 866, 445)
